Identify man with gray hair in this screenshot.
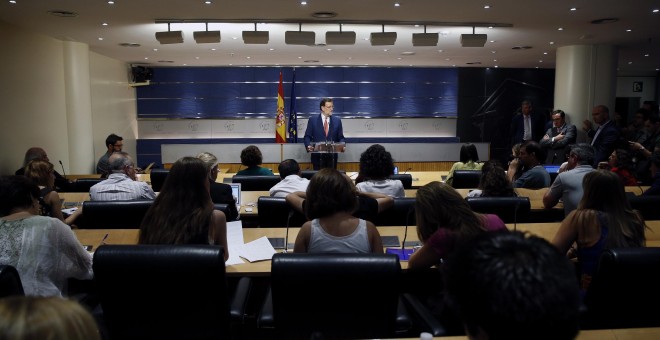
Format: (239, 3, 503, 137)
(543, 143, 595, 216)
(90, 152, 156, 201)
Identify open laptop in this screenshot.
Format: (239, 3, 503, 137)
(230, 183, 242, 209)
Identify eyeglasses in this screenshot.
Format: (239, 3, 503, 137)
(324, 105, 334, 109)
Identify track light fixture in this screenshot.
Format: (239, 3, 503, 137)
(285, 23, 315, 45)
(326, 24, 356, 45)
(242, 23, 269, 44)
(370, 25, 397, 46)
(155, 23, 183, 44)
(193, 23, 220, 44)
(412, 25, 438, 46)
(460, 26, 487, 47)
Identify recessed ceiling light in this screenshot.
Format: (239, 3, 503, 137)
(570, 7, 577, 11)
(490, 40, 496, 43)
(539, 60, 543, 63)
(493, 59, 497, 62)
(269, 48, 275, 51)
(549, 41, 555, 45)
(211, 48, 216, 51)
(298, 56, 302, 59)
(397, 57, 402, 60)
(488, 26, 493, 29)
(543, 52, 548, 55)
(153, 48, 158, 51)
(102, 22, 108, 26)
(232, 37, 237, 40)
(436, 50, 443, 53)
(491, 50, 496, 54)
(494, 65, 499, 68)
(484, 5, 490, 9)
(644, 54, 650, 57)
(445, 58, 451, 61)
(9, 0, 16, 4)
(327, 48, 333, 51)
(246, 56, 251, 59)
(205, 1, 212, 4)
(98, 37, 103, 41)
(183, 64, 187, 66)
(628, 61, 632, 64)
(626, 29, 632, 32)
(394, 3, 400, 7)
(195, 57, 200, 59)
(557, 27, 563, 31)
(107, 1, 115, 4)
(401, 51, 416, 55)
(383, 49, 389, 52)
(653, 9, 659, 13)
(301, 1, 307, 5)
(144, 57, 148, 60)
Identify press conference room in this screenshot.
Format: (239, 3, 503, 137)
(1, 1, 660, 339)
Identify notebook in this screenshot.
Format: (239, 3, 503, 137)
(230, 183, 242, 208)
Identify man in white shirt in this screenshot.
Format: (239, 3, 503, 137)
(90, 152, 156, 201)
(269, 159, 310, 198)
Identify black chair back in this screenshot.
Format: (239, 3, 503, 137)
(269, 253, 402, 339)
(451, 170, 481, 189)
(257, 197, 307, 228)
(213, 203, 230, 218)
(93, 245, 231, 340)
(389, 174, 413, 189)
(375, 197, 416, 226)
(628, 195, 660, 220)
(79, 200, 153, 229)
(465, 196, 530, 223)
(71, 178, 104, 192)
(232, 175, 281, 191)
(582, 247, 660, 329)
(149, 168, 169, 192)
(0, 265, 25, 298)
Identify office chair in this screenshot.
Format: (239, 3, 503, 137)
(465, 196, 531, 224)
(581, 247, 660, 329)
(70, 178, 104, 192)
(389, 174, 413, 189)
(450, 170, 482, 189)
(375, 197, 416, 226)
(78, 200, 153, 229)
(149, 168, 169, 192)
(628, 195, 660, 220)
(257, 196, 307, 228)
(0, 265, 25, 298)
(231, 175, 281, 191)
(93, 244, 251, 340)
(258, 253, 410, 339)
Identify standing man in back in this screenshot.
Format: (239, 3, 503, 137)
(583, 105, 621, 168)
(304, 98, 346, 170)
(510, 100, 545, 147)
(96, 134, 123, 177)
(540, 110, 577, 164)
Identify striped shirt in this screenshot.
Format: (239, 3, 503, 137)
(89, 173, 156, 201)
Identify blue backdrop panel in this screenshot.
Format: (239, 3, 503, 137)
(137, 67, 458, 119)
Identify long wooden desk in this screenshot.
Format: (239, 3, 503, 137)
(73, 221, 660, 277)
(426, 327, 660, 340)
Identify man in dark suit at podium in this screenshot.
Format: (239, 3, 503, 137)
(304, 98, 346, 170)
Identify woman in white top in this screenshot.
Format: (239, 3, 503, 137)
(355, 144, 405, 198)
(0, 176, 92, 297)
(294, 168, 383, 253)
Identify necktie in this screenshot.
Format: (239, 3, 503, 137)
(324, 117, 329, 137)
(523, 115, 531, 141)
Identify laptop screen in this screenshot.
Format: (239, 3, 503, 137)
(230, 183, 241, 206)
(543, 165, 561, 173)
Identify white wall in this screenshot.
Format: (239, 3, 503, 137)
(616, 76, 657, 104)
(89, 52, 138, 166)
(0, 21, 137, 175)
(0, 21, 69, 175)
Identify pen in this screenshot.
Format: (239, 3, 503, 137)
(99, 233, 109, 248)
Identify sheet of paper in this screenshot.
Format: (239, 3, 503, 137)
(237, 236, 276, 263)
(225, 221, 245, 266)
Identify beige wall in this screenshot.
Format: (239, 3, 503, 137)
(0, 20, 136, 175)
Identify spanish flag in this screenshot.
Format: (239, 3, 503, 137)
(275, 71, 287, 143)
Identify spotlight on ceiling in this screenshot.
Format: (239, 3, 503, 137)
(326, 24, 356, 45)
(370, 25, 397, 46)
(242, 23, 269, 44)
(193, 23, 220, 43)
(460, 27, 487, 47)
(412, 25, 438, 46)
(285, 23, 316, 45)
(155, 23, 183, 44)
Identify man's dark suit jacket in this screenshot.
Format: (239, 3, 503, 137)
(588, 120, 621, 168)
(540, 124, 577, 164)
(303, 114, 346, 170)
(209, 181, 239, 221)
(510, 112, 546, 146)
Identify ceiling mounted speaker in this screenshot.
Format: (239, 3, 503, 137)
(460, 34, 487, 47)
(325, 31, 356, 45)
(285, 31, 316, 45)
(370, 32, 397, 46)
(412, 33, 439, 46)
(193, 31, 221, 44)
(155, 31, 183, 44)
(242, 31, 269, 44)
